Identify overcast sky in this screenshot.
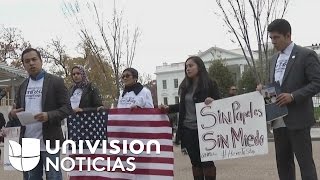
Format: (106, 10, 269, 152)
(1, 0, 319, 77)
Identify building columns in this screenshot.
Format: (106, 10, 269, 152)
(240, 64, 245, 78)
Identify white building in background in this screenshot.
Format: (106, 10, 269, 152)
(155, 44, 320, 106)
(155, 46, 252, 105)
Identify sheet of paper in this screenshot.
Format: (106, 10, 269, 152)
(16, 112, 37, 126)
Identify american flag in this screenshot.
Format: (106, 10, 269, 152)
(67, 111, 107, 149)
(67, 109, 174, 180)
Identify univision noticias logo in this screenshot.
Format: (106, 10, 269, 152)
(8, 138, 41, 171)
(7, 138, 160, 172)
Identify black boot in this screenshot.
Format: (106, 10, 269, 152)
(192, 166, 204, 180)
(203, 166, 216, 180)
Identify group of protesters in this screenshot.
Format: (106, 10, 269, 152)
(1, 18, 320, 180)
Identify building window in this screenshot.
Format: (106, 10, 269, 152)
(162, 80, 167, 89)
(163, 97, 168, 105)
(175, 96, 179, 104)
(174, 79, 178, 88)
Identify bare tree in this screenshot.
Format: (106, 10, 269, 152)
(215, 0, 290, 83)
(40, 38, 70, 77)
(139, 73, 152, 86)
(0, 26, 31, 63)
(62, 0, 141, 98)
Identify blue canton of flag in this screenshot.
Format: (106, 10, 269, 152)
(67, 110, 107, 149)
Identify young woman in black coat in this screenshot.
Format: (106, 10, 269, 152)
(161, 56, 220, 180)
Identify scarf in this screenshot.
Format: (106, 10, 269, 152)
(122, 83, 144, 97)
(72, 65, 89, 89)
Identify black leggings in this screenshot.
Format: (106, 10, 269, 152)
(181, 127, 215, 168)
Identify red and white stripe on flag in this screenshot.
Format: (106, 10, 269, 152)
(69, 108, 174, 180)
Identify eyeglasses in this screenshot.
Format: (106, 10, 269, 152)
(121, 74, 132, 79)
(231, 89, 237, 91)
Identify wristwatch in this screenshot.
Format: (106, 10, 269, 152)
(290, 93, 294, 101)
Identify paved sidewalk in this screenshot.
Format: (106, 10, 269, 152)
(311, 128, 320, 140)
(174, 141, 320, 180)
(1, 142, 319, 180)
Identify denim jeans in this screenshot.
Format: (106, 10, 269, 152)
(24, 151, 62, 180)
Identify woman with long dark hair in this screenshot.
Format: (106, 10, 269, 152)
(161, 56, 220, 180)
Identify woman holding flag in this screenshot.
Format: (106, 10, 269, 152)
(69, 65, 103, 112)
(161, 56, 220, 180)
(117, 67, 154, 108)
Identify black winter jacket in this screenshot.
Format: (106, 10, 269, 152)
(69, 83, 103, 111)
(168, 80, 220, 142)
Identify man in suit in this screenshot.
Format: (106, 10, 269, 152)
(9, 48, 72, 180)
(265, 19, 319, 180)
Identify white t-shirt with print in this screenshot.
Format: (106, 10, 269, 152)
(24, 78, 46, 151)
(70, 88, 83, 109)
(117, 87, 154, 108)
(273, 42, 294, 129)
